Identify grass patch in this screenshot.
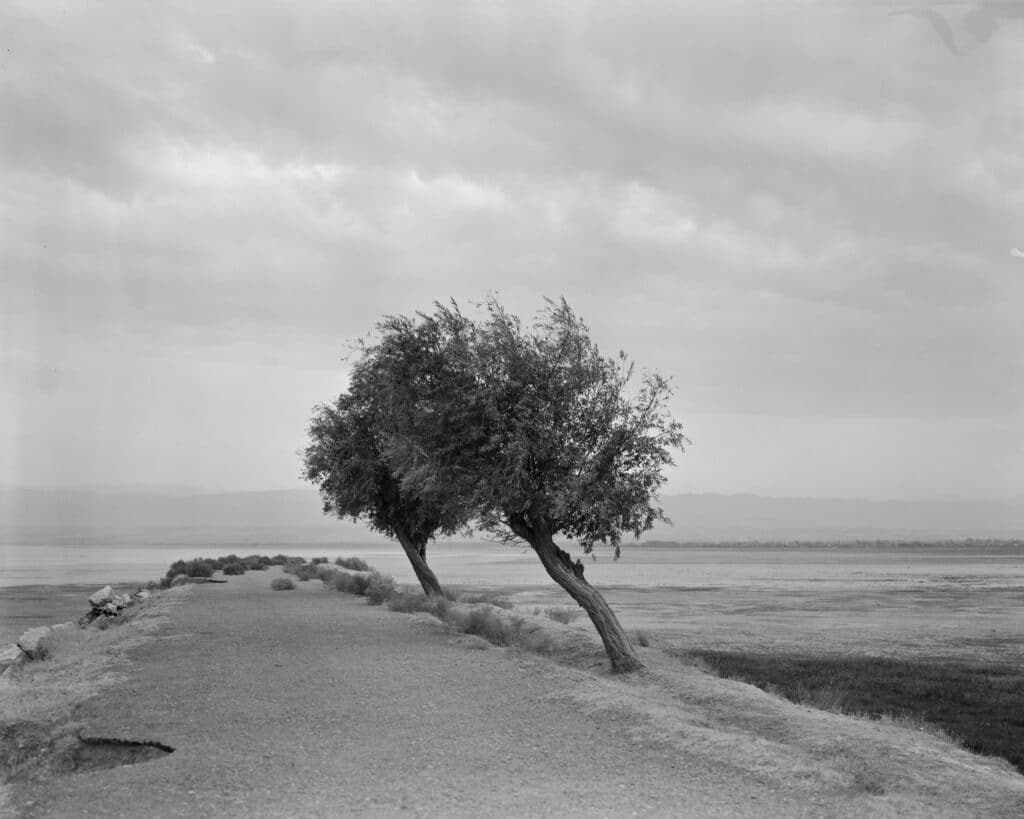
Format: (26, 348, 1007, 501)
(334, 556, 372, 572)
(270, 578, 295, 591)
(634, 629, 650, 647)
(685, 650, 1024, 775)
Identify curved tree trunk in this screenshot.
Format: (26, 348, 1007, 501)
(392, 524, 445, 597)
(509, 514, 642, 673)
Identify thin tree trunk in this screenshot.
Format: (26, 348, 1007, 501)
(509, 515, 643, 673)
(392, 524, 445, 597)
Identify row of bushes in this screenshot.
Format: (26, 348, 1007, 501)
(159, 554, 377, 588)
(156, 553, 304, 589)
(319, 561, 555, 653)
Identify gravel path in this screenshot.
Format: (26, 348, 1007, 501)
(10, 574, 861, 817)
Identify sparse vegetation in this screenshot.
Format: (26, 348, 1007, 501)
(685, 650, 1024, 776)
(270, 578, 296, 591)
(545, 607, 583, 624)
(634, 629, 650, 647)
(455, 592, 514, 610)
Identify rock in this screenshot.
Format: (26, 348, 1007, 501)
(0, 644, 26, 672)
(88, 585, 114, 607)
(102, 602, 120, 615)
(79, 610, 101, 626)
(17, 626, 53, 660)
(111, 593, 132, 610)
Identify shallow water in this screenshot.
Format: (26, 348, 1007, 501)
(3, 540, 1021, 663)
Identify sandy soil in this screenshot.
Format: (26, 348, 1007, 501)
(5, 570, 1023, 818)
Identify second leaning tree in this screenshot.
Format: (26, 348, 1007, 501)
(383, 297, 688, 673)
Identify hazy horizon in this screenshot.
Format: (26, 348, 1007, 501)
(4, 483, 1024, 505)
(3, 4, 1022, 502)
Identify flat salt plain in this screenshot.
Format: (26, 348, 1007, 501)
(4, 540, 1021, 668)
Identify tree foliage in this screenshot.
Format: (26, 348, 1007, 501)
(389, 297, 688, 554)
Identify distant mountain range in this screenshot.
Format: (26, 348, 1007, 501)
(1, 487, 1022, 545)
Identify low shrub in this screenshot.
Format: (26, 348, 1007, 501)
(330, 570, 371, 596)
(366, 573, 397, 605)
(243, 554, 270, 570)
(281, 557, 306, 574)
(221, 562, 246, 576)
(334, 556, 372, 572)
(545, 607, 583, 624)
(157, 576, 172, 590)
(169, 574, 191, 587)
(165, 558, 214, 579)
(269, 554, 290, 565)
(270, 577, 295, 591)
(294, 563, 320, 582)
(311, 556, 328, 565)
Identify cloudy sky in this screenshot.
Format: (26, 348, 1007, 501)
(2, 1, 1022, 500)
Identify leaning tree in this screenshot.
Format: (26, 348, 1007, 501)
(389, 298, 688, 672)
(303, 311, 477, 596)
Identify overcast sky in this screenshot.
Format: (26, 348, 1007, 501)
(2, 1, 1022, 500)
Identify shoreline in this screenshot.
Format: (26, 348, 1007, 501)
(0, 583, 145, 648)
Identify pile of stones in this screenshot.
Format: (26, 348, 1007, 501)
(78, 585, 152, 626)
(0, 585, 154, 677)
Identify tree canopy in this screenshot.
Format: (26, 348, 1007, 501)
(389, 297, 688, 552)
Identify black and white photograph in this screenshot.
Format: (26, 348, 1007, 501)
(2, 2, 1022, 816)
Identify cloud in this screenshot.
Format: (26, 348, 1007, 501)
(2, 1, 1022, 494)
